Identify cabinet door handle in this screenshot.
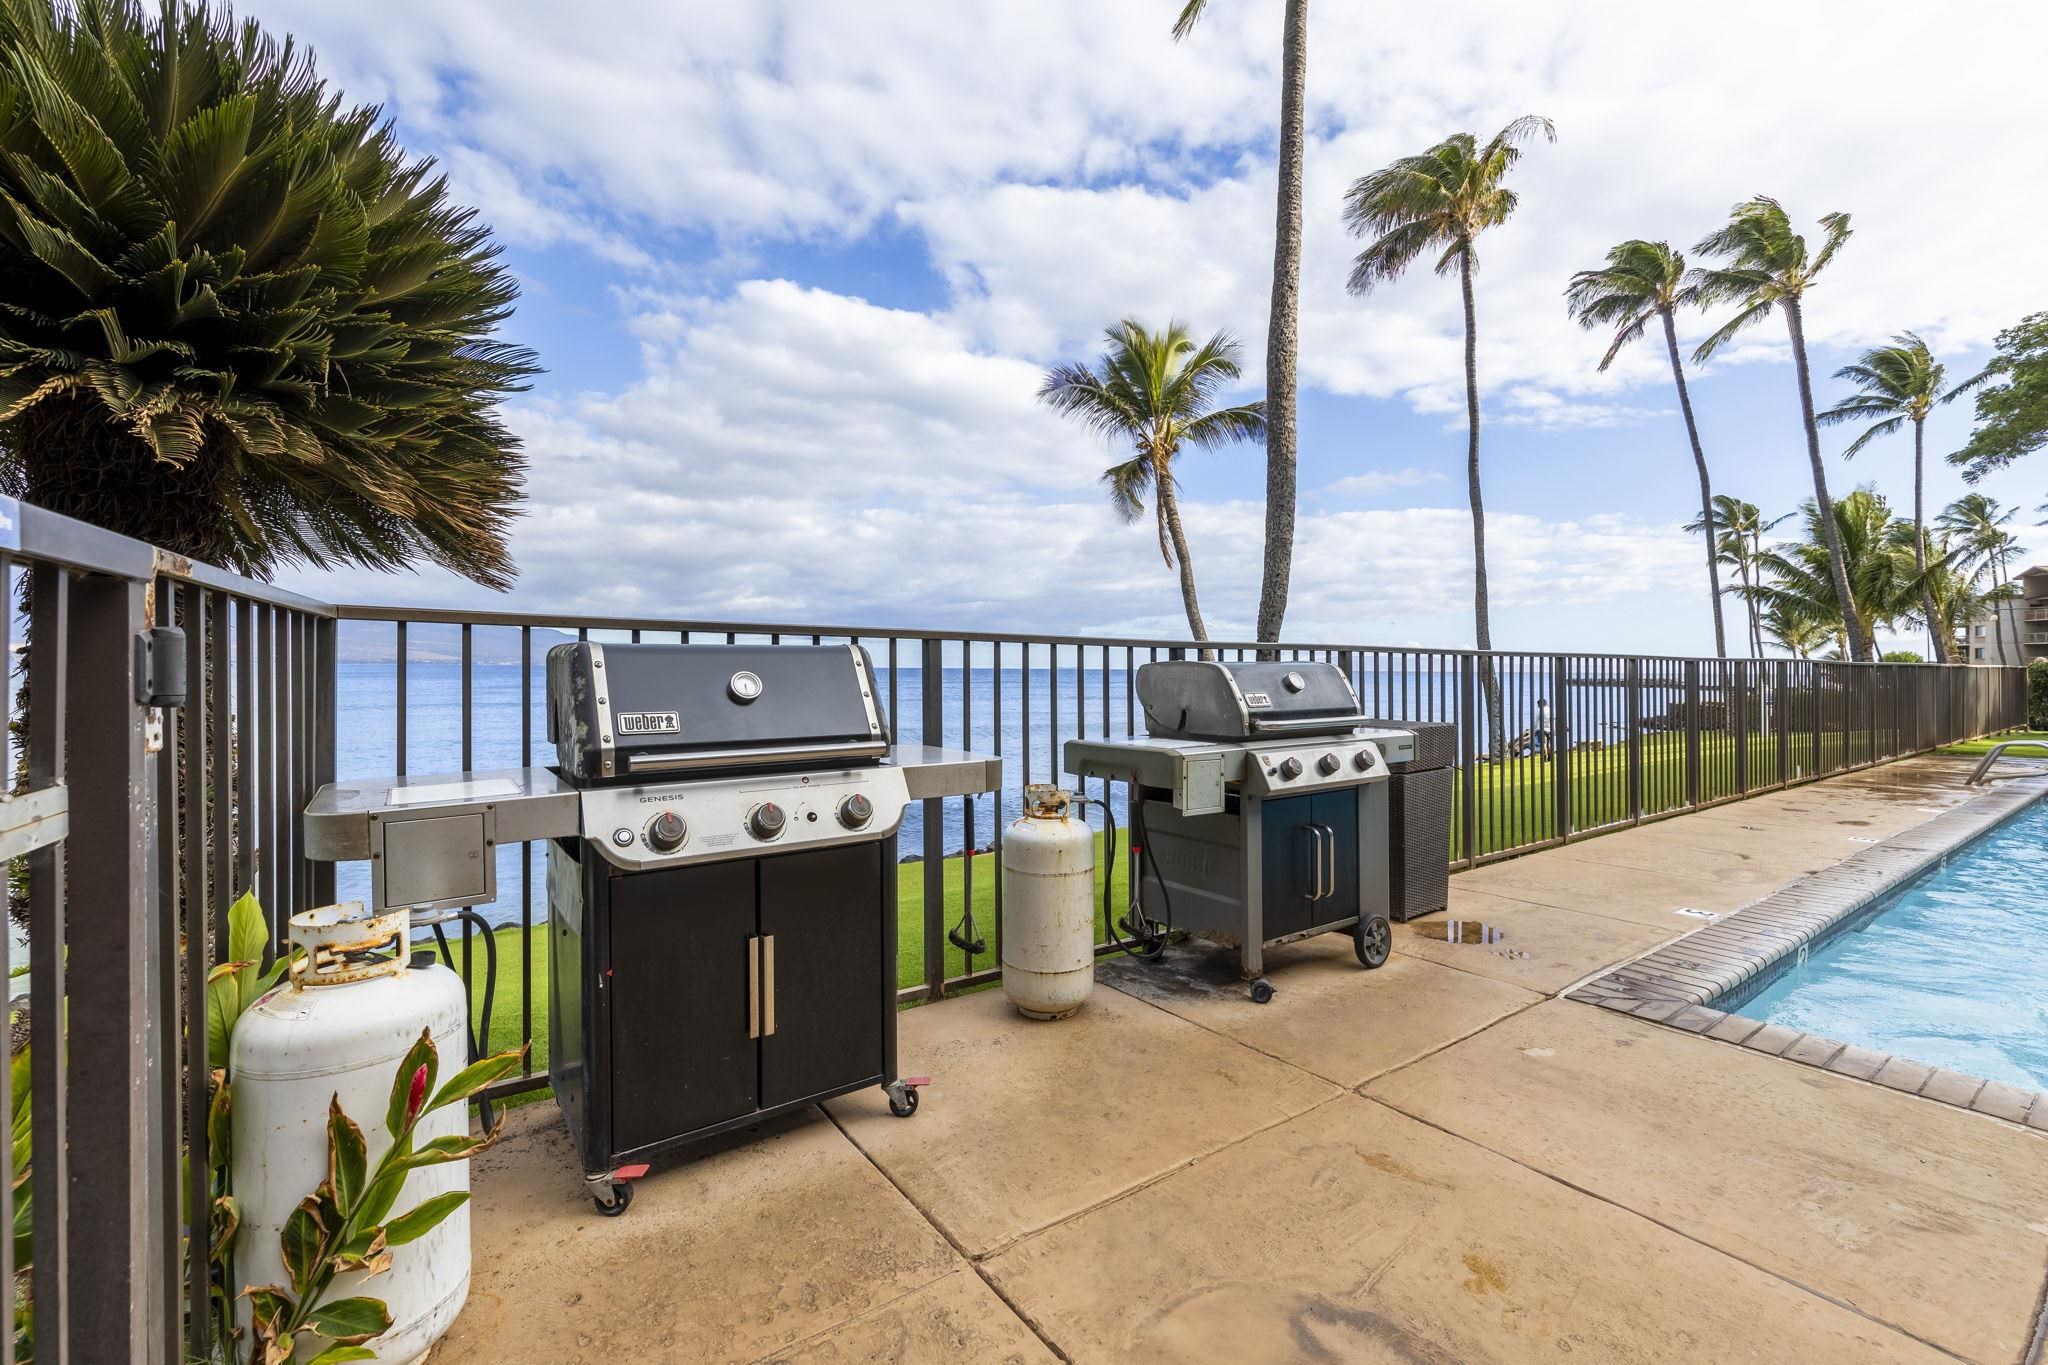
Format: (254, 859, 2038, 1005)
(1321, 824, 1336, 902)
(747, 936, 761, 1039)
(1303, 825, 1321, 901)
(762, 934, 777, 1038)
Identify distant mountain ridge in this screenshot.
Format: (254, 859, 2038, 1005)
(337, 619, 578, 664)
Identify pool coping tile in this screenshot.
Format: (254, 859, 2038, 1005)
(1568, 775, 2048, 1130)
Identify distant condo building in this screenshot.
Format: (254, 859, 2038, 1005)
(1963, 564, 2048, 664)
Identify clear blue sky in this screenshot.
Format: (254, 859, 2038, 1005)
(260, 0, 2047, 657)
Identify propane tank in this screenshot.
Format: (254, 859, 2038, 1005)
(231, 903, 471, 1364)
(1001, 785, 1097, 1019)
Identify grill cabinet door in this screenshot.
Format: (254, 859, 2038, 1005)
(1258, 794, 1316, 940)
(1309, 788, 1360, 926)
(758, 843, 886, 1107)
(607, 861, 758, 1150)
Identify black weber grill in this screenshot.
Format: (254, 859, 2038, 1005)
(1066, 660, 1434, 1003)
(306, 641, 997, 1215)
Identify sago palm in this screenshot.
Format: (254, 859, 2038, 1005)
(1174, 0, 1305, 648)
(1037, 319, 1265, 643)
(1690, 197, 1867, 659)
(0, 0, 537, 583)
(1684, 494, 1790, 658)
(1936, 492, 2023, 662)
(1817, 334, 1985, 661)
(1343, 114, 1553, 756)
(1749, 487, 1913, 658)
(1567, 239, 1726, 656)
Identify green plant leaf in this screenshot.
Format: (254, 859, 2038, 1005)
(210, 1193, 240, 1259)
(227, 890, 270, 1009)
(327, 1096, 366, 1210)
(354, 1164, 407, 1233)
(426, 1044, 527, 1114)
(305, 1347, 378, 1364)
(396, 1129, 497, 1171)
(383, 1189, 468, 1246)
(207, 1074, 231, 1168)
(305, 1295, 393, 1346)
(384, 1029, 438, 1138)
(204, 968, 241, 1072)
(279, 1196, 327, 1295)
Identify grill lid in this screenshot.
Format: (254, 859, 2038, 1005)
(1136, 660, 1364, 741)
(547, 642, 888, 782)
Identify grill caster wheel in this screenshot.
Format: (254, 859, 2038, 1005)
(1249, 977, 1276, 1005)
(1355, 914, 1393, 969)
(886, 1080, 922, 1117)
(592, 1182, 633, 1217)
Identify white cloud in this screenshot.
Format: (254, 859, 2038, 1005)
(282, 282, 1708, 646)
(1324, 468, 1445, 497)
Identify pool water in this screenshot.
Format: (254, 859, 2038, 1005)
(1718, 798, 2048, 1092)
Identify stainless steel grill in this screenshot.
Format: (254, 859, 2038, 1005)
(1066, 659, 1432, 1002)
(309, 641, 998, 1212)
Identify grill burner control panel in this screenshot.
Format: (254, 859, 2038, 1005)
(582, 765, 912, 872)
(1243, 740, 1388, 797)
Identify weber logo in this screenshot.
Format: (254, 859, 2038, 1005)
(616, 711, 680, 735)
(1242, 692, 1273, 708)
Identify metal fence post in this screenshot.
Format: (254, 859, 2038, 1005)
(920, 637, 945, 997)
(1624, 657, 1642, 824)
(1551, 656, 1571, 842)
(63, 571, 170, 1363)
(1775, 660, 1791, 786)
(1732, 661, 1749, 795)
(27, 564, 69, 1363)
(1682, 659, 1702, 807)
(1458, 654, 1478, 867)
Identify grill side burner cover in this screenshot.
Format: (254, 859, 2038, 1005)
(547, 642, 887, 781)
(1137, 660, 1362, 741)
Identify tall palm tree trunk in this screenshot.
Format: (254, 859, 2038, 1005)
(1254, 0, 1307, 654)
(1460, 253, 1506, 757)
(1782, 297, 1869, 660)
(1660, 310, 1726, 657)
(1154, 464, 1209, 645)
(1993, 558, 2012, 664)
(1909, 418, 1948, 662)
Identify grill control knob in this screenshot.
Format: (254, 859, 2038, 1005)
(748, 802, 786, 840)
(1277, 756, 1303, 780)
(838, 793, 874, 829)
(646, 810, 687, 852)
(1352, 749, 1377, 772)
(1316, 752, 1341, 776)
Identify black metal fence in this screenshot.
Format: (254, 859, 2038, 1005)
(0, 497, 2026, 1359)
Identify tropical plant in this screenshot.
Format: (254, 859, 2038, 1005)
(1684, 495, 1790, 658)
(1937, 493, 2023, 663)
(1342, 114, 1554, 756)
(1037, 320, 1265, 644)
(1910, 531, 2012, 661)
(2029, 659, 2048, 729)
(1950, 311, 2048, 483)
(1760, 598, 1836, 660)
(242, 1028, 522, 1364)
(1817, 334, 1985, 661)
(1690, 197, 1868, 659)
(1879, 650, 1924, 663)
(1567, 239, 1726, 655)
(1747, 488, 1914, 657)
(1173, 0, 1305, 649)
(0, 0, 538, 583)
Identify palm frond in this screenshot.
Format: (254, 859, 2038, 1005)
(1170, 0, 1208, 41)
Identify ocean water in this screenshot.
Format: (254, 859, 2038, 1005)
(1722, 798, 2048, 1091)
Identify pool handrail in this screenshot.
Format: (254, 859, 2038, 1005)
(1966, 739, 2048, 784)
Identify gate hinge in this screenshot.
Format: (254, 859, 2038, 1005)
(135, 625, 188, 708)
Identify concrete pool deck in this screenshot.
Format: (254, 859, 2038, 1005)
(437, 754, 2048, 1364)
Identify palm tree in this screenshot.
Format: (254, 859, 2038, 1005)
(1911, 531, 2012, 662)
(1343, 115, 1554, 755)
(1760, 598, 1836, 660)
(1817, 334, 1986, 662)
(1690, 198, 1867, 659)
(1685, 495, 1791, 658)
(1748, 488, 1915, 658)
(1174, 0, 1305, 649)
(1937, 493, 2023, 662)
(1567, 240, 1726, 656)
(1037, 320, 1265, 643)
(0, 0, 537, 583)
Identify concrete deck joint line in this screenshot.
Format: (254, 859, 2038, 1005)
(1568, 775, 2048, 1129)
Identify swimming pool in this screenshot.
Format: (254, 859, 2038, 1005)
(1715, 797, 2048, 1092)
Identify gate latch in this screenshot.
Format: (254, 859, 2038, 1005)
(134, 625, 188, 708)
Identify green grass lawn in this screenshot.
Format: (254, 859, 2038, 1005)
(453, 731, 1920, 1090)
(1935, 730, 2048, 757)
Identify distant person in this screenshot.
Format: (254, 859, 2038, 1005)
(1534, 697, 1555, 760)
